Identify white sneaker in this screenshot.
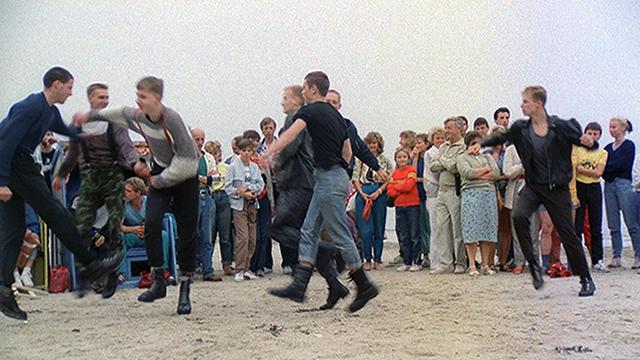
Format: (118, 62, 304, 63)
(243, 271, 258, 280)
(429, 267, 450, 275)
(263, 268, 273, 274)
(632, 256, 640, 270)
(282, 266, 293, 275)
(607, 257, 623, 269)
(234, 272, 245, 282)
(409, 264, 422, 272)
(13, 271, 23, 287)
(592, 261, 610, 273)
(20, 269, 34, 287)
(396, 265, 410, 272)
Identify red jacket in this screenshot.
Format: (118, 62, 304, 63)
(387, 166, 420, 207)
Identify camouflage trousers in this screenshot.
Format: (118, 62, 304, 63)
(75, 167, 125, 255)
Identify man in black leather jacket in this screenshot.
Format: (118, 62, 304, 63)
(475, 86, 596, 297)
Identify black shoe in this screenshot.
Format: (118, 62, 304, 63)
(0, 285, 27, 321)
(319, 279, 349, 310)
(138, 268, 166, 303)
(268, 265, 312, 303)
(530, 263, 544, 290)
(81, 250, 125, 284)
(177, 279, 192, 315)
(579, 278, 596, 297)
(348, 267, 379, 313)
(101, 272, 119, 299)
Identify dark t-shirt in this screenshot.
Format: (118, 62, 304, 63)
(529, 127, 549, 184)
(294, 102, 348, 170)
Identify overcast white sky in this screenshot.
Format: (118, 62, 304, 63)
(1, 1, 639, 151)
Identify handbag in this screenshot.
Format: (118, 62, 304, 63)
(49, 265, 71, 293)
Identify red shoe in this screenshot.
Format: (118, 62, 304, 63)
(512, 265, 525, 274)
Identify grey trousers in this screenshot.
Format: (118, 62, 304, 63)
(434, 190, 466, 269)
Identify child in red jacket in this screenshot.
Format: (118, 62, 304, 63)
(387, 147, 422, 271)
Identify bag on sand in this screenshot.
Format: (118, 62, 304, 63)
(49, 265, 71, 293)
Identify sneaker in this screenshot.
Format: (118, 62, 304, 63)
(429, 267, 451, 275)
(282, 266, 293, 275)
(396, 265, 410, 272)
(223, 266, 235, 276)
(592, 261, 610, 273)
(389, 255, 404, 265)
(453, 265, 466, 274)
(20, 270, 34, 288)
(632, 256, 640, 270)
(373, 262, 384, 271)
(512, 265, 525, 274)
(13, 271, 22, 287)
(243, 271, 258, 280)
(607, 257, 623, 269)
(256, 269, 265, 277)
(409, 264, 422, 272)
(421, 258, 431, 269)
(263, 268, 273, 274)
(234, 272, 244, 282)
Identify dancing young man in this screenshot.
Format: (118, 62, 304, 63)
(74, 76, 200, 314)
(474, 86, 596, 296)
(262, 71, 378, 313)
(54, 83, 145, 299)
(0, 67, 123, 321)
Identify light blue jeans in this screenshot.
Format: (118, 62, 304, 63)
(298, 166, 362, 269)
(604, 178, 640, 258)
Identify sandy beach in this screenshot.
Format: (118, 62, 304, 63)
(2, 241, 639, 360)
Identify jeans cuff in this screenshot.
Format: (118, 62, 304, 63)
(298, 256, 316, 266)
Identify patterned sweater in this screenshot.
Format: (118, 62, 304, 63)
(387, 165, 420, 207)
(89, 106, 198, 188)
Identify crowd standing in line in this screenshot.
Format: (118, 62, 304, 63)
(1, 67, 639, 322)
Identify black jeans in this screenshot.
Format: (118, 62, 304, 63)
(250, 196, 272, 272)
(145, 176, 199, 273)
(270, 187, 313, 267)
(0, 150, 93, 286)
(511, 183, 590, 279)
(575, 181, 603, 264)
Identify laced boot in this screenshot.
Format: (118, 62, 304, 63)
(348, 266, 379, 313)
(579, 276, 596, 297)
(0, 285, 27, 321)
(177, 276, 192, 315)
(316, 246, 349, 310)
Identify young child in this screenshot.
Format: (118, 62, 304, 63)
(413, 133, 431, 268)
(225, 138, 265, 282)
(387, 147, 422, 271)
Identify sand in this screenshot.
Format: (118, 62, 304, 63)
(2, 241, 639, 360)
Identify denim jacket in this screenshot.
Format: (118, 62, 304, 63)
(224, 157, 265, 211)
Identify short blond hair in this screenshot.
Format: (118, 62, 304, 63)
(125, 177, 147, 195)
(428, 126, 445, 143)
(204, 140, 221, 155)
(364, 131, 385, 154)
(523, 86, 547, 105)
(137, 76, 164, 98)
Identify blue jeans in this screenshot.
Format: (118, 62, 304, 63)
(396, 205, 421, 265)
(298, 166, 361, 268)
(355, 183, 387, 262)
(119, 231, 170, 274)
(211, 191, 233, 266)
(197, 192, 215, 277)
(604, 178, 640, 258)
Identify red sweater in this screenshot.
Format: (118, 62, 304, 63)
(387, 166, 420, 207)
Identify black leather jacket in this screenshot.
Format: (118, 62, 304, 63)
(482, 114, 584, 189)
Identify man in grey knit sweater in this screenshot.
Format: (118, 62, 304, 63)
(74, 76, 199, 315)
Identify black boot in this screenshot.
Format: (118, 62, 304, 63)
(138, 268, 166, 303)
(76, 250, 125, 298)
(316, 246, 349, 310)
(101, 271, 119, 299)
(579, 277, 596, 297)
(530, 262, 544, 290)
(268, 265, 312, 303)
(177, 278, 192, 315)
(0, 285, 27, 321)
(348, 267, 379, 313)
